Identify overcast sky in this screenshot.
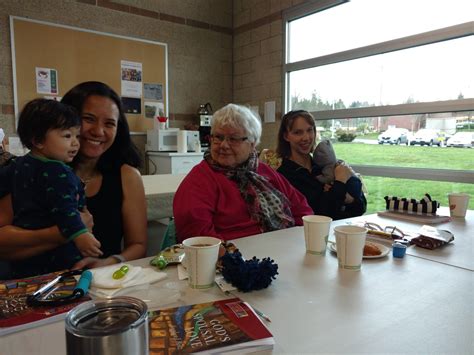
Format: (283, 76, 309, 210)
(288, 0, 474, 106)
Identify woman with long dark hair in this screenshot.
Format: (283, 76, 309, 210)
(0, 82, 147, 277)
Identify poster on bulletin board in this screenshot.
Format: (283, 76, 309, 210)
(35, 67, 58, 95)
(10, 16, 168, 132)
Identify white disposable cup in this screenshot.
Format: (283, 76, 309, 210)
(177, 130, 188, 153)
(303, 215, 332, 255)
(448, 193, 470, 218)
(334, 225, 367, 271)
(182, 236, 221, 289)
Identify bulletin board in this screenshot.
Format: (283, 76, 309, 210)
(10, 16, 168, 132)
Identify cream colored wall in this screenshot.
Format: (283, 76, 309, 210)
(0, 0, 312, 157)
(233, 0, 306, 151)
(0, 0, 232, 154)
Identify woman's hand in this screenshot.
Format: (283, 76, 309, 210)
(334, 162, 352, 183)
(80, 207, 94, 233)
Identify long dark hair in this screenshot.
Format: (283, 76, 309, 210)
(276, 110, 316, 158)
(61, 81, 141, 172)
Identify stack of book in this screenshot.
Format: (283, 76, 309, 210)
(0, 271, 90, 336)
(148, 298, 274, 354)
(2, 272, 274, 354)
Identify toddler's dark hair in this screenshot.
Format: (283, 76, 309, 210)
(17, 98, 80, 149)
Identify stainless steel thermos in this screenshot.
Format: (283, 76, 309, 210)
(65, 297, 149, 355)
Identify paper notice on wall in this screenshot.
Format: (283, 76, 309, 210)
(121, 60, 142, 98)
(122, 97, 141, 114)
(144, 83, 163, 101)
(264, 101, 276, 123)
(144, 101, 165, 119)
(36, 68, 58, 95)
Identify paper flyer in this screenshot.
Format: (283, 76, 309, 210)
(144, 101, 164, 119)
(35, 67, 58, 95)
(144, 83, 163, 101)
(121, 60, 142, 98)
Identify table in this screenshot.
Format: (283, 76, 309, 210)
(233, 228, 473, 354)
(142, 174, 186, 220)
(2, 216, 473, 354)
(339, 207, 473, 271)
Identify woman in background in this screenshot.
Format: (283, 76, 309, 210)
(173, 104, 312, 242)
(0, 81, 147, 275)
(276, 110, 366, 220)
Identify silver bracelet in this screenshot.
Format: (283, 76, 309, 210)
(111, 254, 126, 263)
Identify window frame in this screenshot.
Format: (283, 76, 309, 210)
(282, 1, 474, 184)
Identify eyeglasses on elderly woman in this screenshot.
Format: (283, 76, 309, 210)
(210, 134, 248, 146)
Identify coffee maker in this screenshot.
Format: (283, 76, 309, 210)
(198, 103, 213, 148)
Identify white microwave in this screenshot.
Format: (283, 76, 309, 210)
(146, 129, 200, 152)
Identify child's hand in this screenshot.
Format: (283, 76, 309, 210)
(74, 232, 103, 257)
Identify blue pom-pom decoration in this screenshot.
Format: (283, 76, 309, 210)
(220, 250, 278, 292)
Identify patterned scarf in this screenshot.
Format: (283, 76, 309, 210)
(205, 150, 295, 232)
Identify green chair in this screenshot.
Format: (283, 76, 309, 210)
(160, 219, 177, 251)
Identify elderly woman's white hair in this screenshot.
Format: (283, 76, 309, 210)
(211, 104, 262, 146)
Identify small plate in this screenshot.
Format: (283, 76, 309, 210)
(328, 241, 390, 259)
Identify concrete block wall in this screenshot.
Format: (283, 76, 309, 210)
(0, 0, 233, 170)
(233, 0, 306, 151)
(0, 0, 314, 157)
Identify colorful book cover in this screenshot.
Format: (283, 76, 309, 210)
(0, 271, 90, 336)
(149, 298, 274, 354)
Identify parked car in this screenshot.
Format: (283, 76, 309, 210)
(378, 128, 410, 145)
(446, 132, 474, 148)
(410, 129, 441, 146)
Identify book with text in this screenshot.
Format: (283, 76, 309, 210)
(148, 298, 274, 354)
(0, 271, 90, 336)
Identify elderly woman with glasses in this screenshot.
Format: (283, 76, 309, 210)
(173, 104, 312, 242)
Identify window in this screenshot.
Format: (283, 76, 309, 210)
(284, 0, 474, 210)
(287, 0, 474, 62)
(288, 36, 473, 109)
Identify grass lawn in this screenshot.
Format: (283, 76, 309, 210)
(332, 142, 474, 213)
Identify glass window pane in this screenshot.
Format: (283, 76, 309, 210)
(288, 36, 473, 109)
(361, 177, 473, 214)
(288, 0, 474, 63)
(309, 115, 474, 169)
